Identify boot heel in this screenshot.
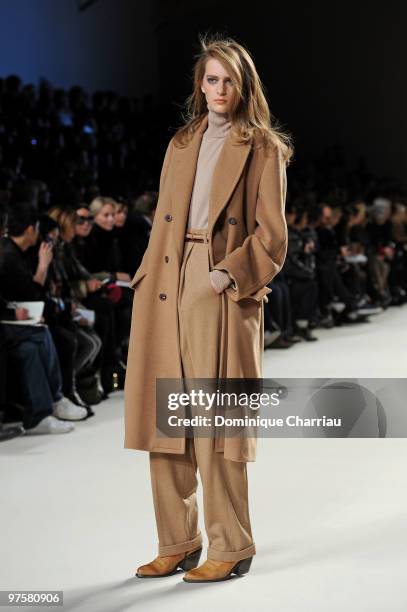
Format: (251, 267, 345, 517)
(232, 556, 253, 576)
(180, 547, 202, 571)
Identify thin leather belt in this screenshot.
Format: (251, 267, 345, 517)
(184, 229, 209, 244)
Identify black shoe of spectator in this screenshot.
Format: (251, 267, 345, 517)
(318, 313, 335, 329)
(77, 373, 104, 406)
(101, 364, 115, 394)
(294, 324, 318, 342)
(342, 311, 370, 324)
(86, 406, 95, 418)
(264, 329, 281, 348)
(0, 423, 25, 442)
(379, 292, 392, 309)
(284, 334, 302, 343)
(390, 287, 407, 306)
(269, 336, 295, 349)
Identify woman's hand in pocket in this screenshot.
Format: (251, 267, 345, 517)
(209, 269, 233, 294)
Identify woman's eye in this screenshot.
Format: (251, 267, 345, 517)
(207, 77, 233, 85)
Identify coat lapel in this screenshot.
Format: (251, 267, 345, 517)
(171, 114, 252, 266)
(207, 128, 252, 233)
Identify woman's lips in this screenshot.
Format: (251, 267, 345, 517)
(214, 100, 226, 103)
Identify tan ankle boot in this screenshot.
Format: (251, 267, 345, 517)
(135, 546, 202, 578)
(183, 557, 253, 582)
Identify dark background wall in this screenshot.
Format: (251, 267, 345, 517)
(153, 0, 407, 188)
(0, 0, 158, 97)
(0, 0, 406, 187)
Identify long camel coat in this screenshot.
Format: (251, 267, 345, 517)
(124, 113, 288, 462)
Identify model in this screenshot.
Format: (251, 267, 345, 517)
(124, 34, 293, 583)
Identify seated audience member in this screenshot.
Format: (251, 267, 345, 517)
(334, 202, 383, 315)
(365, 198, 395, 307)
(264, 202, 305, 348)
(0, 201, 87, 433)
(30, 210, 102, 413)
(335, 204, 368, 299)
(264, 270, 300, 348)
(70, 204, 94, 264)
(315, 204, 369, 324)
(72, 204, 127, 392)
(49, 205, 119, 398)
(78, 196, 129, 281)
(75, 196, 133, 367)
(283, 204, 318, 341)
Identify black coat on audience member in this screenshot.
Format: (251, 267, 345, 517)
(78, 223, 122, 277)
(283, 226, 315, 280)
(117, 210, 151, 276)
(0, 236, 45, 301)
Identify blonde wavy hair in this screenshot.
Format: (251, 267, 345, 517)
(89, 196, 117, 216)
(48, 205, 77, 240)
(173, 33, 294, 165)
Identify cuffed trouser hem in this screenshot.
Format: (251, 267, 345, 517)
(207, 543, 256, 563)
(158, 532, 203, 557)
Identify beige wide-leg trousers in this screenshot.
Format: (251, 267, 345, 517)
(149, 228, 256, 563)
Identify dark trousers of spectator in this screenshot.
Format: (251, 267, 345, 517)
(367, 255, 390, 298)
(49, 324, 77, 397)
(341, 264, 366, 298)
(82, 293, 117, 368)
(75, 326, 102, 373)
(2, 324, 63, 429)
(317, 263, 356, 314)
(267, 278, 294, 336)
(288, 278, 318, 322)
(49, 320, 99, 395)
(115, 289, 133, 359)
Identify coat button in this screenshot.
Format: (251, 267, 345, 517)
(164, 214, 172, 222)
(159, 293, 167, 300)
(228, 217, 237, 225)
(164, 256, 169, 263)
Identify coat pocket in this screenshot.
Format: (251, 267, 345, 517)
(129, 268, 148, 290)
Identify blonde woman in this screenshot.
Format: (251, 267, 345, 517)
(84, 196, 131, 283)
(125, 34, 293, 583)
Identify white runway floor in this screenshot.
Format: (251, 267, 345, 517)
(1, 305, 407, 611)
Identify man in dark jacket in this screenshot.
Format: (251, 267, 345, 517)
(0, 201, 87, 433)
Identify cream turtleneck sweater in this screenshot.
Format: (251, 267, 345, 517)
(187, 103, 235, 294)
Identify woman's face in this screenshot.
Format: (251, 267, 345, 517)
(114, 205, 128, 227)
(95, 204, 115, 231)
(75, 207, 94, 237)
(201, 57, 236, 114)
